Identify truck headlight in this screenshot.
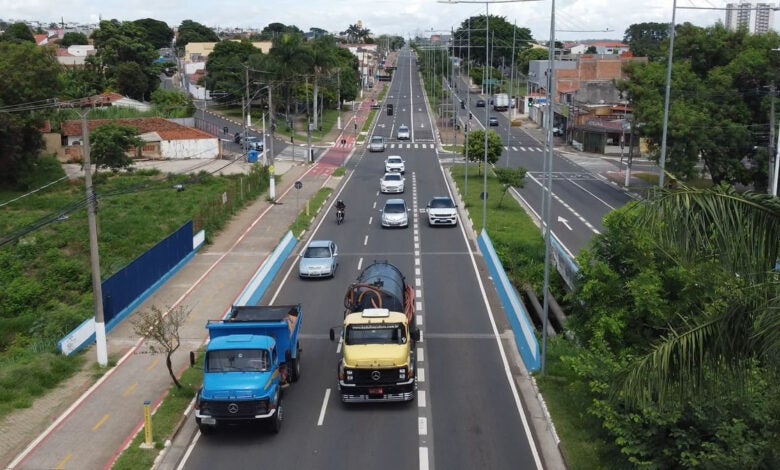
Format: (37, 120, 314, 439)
(399, 367, 407, 380)
(345, 369, 354, 382)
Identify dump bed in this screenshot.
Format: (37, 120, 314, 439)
(207, 305, 301, 356)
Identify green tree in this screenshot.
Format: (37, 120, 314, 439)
(620, 186, 780, 404)
(268, 33, 312, 119)
(259, 23, 304, 41)
(453, 16, 533, 67)
(493, 167, 526, 207)
(516, 47, 548, 75)
(1, 22, 35, 43)
(90, 19, 160, 98)
(623, 22, 669, 61)
(620, 25, 780, 186)
(463, 129, 503, 175)
(89, 123, 143, 172)
(60, 32, 89, 47)
(133, 18, 174, 50)
(150, 89, 194, 118)
(308, 36, 338, 130)
(204, 40, 265, 102)
(0, 41, 61, 188)
(174, 20, 219, 52)
(114, 61, 149, 100)
(565, 188, 780, 467)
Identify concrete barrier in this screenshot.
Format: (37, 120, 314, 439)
(233, 231, 296, 308)
(477, 229, 540, 372)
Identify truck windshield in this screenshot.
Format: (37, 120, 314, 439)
(345, 324, 406, 345)
(206, 349, 270, 372)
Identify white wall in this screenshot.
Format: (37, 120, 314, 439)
(161, 139, 220, 159)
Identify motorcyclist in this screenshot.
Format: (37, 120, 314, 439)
(336, 199, 346, 223)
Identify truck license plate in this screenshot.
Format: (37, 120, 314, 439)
(368, 387, 383, 395)
(201, 417, 216, 425)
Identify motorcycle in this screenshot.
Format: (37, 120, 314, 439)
(336, 208, 345, 225)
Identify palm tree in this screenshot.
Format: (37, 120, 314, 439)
(268, 33, 312, 121)
(307, 36, 338, 130)
(622, 185, 780, 406)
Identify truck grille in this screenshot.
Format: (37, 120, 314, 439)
(201, 399, 268, 418)
(348, 367, 405, 385)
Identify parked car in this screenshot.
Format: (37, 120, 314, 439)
(368, 135, 386, 152)
(380, 198, 409, 228)
(553, 126, 563, 137)
(488, 116, 499, 126)
(397, 125, 410, 140)
(476, 99, 486, 107)
(426, 196, 458, 226)
(380, 172, 405, 193)
(384, 155, 406, 174)
(298, 240, 338, 278)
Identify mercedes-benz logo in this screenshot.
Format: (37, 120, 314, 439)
(228, 403, 239, 414)
(371, 371, 381, 381)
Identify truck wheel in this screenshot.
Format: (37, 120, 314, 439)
(269, 395, 283, 433)
(290, 348, 301, 382)
(197, 419, 215, 435)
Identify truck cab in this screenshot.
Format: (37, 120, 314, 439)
(193, 305, 302, 434)
(331, 308, 419, 402)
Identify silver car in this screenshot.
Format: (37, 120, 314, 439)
(380, 172, 405, 193)
(381, 198, 409, 228)
(397, 125, 410, 140)
(368, 136, 386, 152)
(298, 240, 338, 278)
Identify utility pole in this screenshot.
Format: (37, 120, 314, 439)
(769, 83, 777, 195)
(268, 85, 275, 201)
(245, 66, 250, 162)
(73, 97, 111, 367)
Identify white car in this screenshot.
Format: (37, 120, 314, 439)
(380, 172, 405, 193)
(426, 196, 458, 226)
(381, 198, 409, 228)
(384, 155, 405, 174)
(397, 125, 410, 140)
(298, 240, 338, 278)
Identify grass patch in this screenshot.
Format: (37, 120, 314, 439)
(289, 188, 333, 237)
(331, 167, 346, 177)
(0, 352, 84, 419)
(111, 362, 201, 470)
(535, 338, 610, 469)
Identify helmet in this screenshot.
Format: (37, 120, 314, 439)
(337, 199, 344, 204)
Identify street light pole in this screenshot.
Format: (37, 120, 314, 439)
(540, 0, 556, 375)
(658, 0, 678, 188)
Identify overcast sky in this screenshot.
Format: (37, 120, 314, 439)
(0, 1, 753, 42)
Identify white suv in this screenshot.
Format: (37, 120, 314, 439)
(384, 156, 405, 174)
(426, 196, 458, 226)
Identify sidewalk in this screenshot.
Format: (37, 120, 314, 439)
(1, 90, 378, 470)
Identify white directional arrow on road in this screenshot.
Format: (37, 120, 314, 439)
(557, 216, 572, 231)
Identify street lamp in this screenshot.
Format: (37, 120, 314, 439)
(439, 0, 542, 231)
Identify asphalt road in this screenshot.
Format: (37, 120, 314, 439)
(178, 48, 544, 470)
(449, 75, 635, 257)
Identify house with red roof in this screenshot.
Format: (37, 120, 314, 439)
(58, 117, 220, 162)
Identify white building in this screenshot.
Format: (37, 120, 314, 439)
(725, 2, 775, 34)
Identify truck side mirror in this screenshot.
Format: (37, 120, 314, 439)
(411, 328, 420, 342)
(189, 351, 196, 367)
(329, 328, 337, 341)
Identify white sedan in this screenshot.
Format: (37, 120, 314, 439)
(380, 172, 405, 193)
(384, 155, 405, 174)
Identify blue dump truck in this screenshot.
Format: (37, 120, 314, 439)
(192, 304, 302, 434)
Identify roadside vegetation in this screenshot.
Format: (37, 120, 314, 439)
(0, 158, 272, 423)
